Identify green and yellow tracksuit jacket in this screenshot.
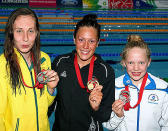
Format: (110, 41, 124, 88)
(0, 49, 56, 131)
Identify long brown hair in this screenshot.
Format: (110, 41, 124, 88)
(4, 8, 41, 94)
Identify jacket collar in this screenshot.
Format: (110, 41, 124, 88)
(123, 72, 156, 90)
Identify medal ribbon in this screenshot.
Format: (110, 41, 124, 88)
(124, 73, 148, 111)
(74, 53, 95, 92)
(19, 54, 44, 89)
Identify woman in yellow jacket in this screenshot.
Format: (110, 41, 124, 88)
(0, 8, 59, 131)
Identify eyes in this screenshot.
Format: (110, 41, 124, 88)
(78, 38, 97, 44)
(15, 28, 36, 34)
(127, 61, 145, 65)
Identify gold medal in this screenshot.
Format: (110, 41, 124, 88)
(87, 77, 99, 91)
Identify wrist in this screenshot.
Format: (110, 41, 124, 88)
(47, 86, 55, 95)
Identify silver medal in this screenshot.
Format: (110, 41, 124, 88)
(119, 90, 130, 104)
(37, 71, 49, 84)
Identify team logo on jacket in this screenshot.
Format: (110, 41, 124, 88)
(148, 94, 159, 104)
(60, 71, 67, 77)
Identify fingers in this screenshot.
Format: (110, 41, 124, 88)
(42, 70, 59, 89)
(89, 94, 102, 111)
(89, 91, 102, 103)
(112, 99, 124, 110)
(89, 86, 103, 111)
(43, 70, 59, 82)
(112, 100, 124, 118)
(92, 85, 103, 92)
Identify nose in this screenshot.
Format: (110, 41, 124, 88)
(83, 40, 89, 49)
(23, 31, 28, 42)
(133, 63, 139, 70)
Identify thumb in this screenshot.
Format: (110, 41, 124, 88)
(95, 85, 103, 92)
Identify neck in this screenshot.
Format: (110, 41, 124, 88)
(22, 52, 32, 67)
(77, 56, 93, 68)
(132, 80, 142, 87)
(78, 60, 90, 68)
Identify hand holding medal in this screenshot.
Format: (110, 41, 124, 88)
(120, 73, 148, 111)
(37, 70, 49, 84)
(112, 99, 124, 118)
(38, 70, 59, 94)
(89, 85, 103, 111)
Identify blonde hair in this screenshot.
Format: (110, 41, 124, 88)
(121, 41, 151, 65)
(127, 34, 144, 42)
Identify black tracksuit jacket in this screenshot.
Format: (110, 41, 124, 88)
(50, 50, 115, 131)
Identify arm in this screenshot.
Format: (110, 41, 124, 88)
(160, 91, 168, 131)
(41, 53, 58, 105)
(89, 85, 103, 111)
(103, 100, 124, 130)
(48, 56, 60, 116)
(44, 70, 59, 95)
(0, 62, 8, 131)
(103, 111, 124, 131)
(0, 81, 6, 131)
(92, 68, 115, 122)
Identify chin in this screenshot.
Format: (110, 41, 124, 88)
(20, 49, 31, 54)
(132, 76, 143, 81)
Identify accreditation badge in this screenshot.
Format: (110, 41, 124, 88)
(87, 77, 99, 92)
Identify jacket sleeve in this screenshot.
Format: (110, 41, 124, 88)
(92, 66, 115, 122)
(48, 56, 59, 116)
(41, 52, 56, 106)
(103, 111, 125, 130)
(160, 89, 168, 131)
(0, 81, 6, 131)
(0, 62, 8, 131)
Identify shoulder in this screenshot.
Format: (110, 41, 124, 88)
(115, 75, 125, 88)
(0, 54, 8, 75)
(0, 53, 7, 65)
(40, 51, 51, 68)
(95, 54, 114, 77)
(148, 73, 168, 89)
(52, 52, 72, 67)
(40, 51, 50, 60)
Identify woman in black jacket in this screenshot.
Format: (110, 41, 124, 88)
(50, 14, 115, 131)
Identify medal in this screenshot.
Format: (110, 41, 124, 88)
(87, 77, 99, 92)
(74, 53, 95, 93)
(119, 90, 130, 105)
(37, 71, 49, 84)
(19, 54, 46, 89)
(122, 73, 148, 111)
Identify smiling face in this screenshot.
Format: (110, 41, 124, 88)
(13, 15, 37, 57)
(123, 47, 151, 86)
(74, 26, 99, 67)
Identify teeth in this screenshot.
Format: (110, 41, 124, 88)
(132, 72, 141, 76)
(81, 51, 89, 54)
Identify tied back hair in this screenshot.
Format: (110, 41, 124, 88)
(74, 14, 100, 41)
(4, 8, 41, 94)
(127, 34, 144, 42)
